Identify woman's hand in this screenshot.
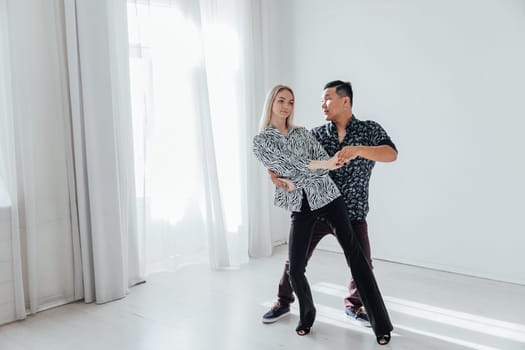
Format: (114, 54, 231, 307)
(325, 153, 344, 170)
(308, 154, 344, 170)
(268, 169, 287, 187)
(268, 169, 296, 192)
(279, 178, 296, 192)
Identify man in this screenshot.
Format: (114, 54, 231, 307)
(262, 80, 397, 326)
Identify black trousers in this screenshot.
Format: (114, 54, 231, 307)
(288, 196, 393, 336)
(276, 219, 372, 310)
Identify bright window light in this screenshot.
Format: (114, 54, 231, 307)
(127, 2, 243, 232)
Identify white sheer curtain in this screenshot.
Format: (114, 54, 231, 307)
(1, 0, 273, 325)
(127, 0, 270, 272)
(0, 0, 144, 326)
(0, 0, 25, 322)
(63, 0, 143, 303)
(1, 0, 80, 321)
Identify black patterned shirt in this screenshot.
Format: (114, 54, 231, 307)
(311, 116, 397, 220)
(253, 126, 341, 212)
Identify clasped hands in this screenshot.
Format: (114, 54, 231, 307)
(269, 146, 361, 193)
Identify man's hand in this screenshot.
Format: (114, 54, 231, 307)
(338, 146, 362, 163)
(339, 145, 398, 163)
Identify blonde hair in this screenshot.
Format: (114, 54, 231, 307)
(258, 84, 296, 132)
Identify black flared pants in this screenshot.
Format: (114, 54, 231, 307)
(288, 196, 393, 336)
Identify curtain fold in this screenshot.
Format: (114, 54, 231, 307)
(192, 72, 231, 269)
(197, 0, 239, 268)
(1, 0, 83, 321)
(241, 0, 274, 258)
(1, 0, 80, 320)
(63, 0, 143, 303)
(0, 0, 25, 321)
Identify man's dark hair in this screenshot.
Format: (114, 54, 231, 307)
(324, 80, 353, 106)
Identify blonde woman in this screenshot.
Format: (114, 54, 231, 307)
(253, 85, 392, 345)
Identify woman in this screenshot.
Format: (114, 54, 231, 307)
(253, 85, 392, 345)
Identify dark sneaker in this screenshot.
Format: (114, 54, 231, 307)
(345, 307, 371, 327)
(262, 302, 291, 324)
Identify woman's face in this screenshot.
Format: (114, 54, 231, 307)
(271, 89, 294, 121)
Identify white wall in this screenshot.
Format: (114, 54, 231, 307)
(273, 0, 525, 284)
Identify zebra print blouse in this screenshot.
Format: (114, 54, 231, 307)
(252, 126, 341, 212)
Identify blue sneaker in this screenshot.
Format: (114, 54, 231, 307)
(345, 307, 371, 327)
(262, 302, 290, 324)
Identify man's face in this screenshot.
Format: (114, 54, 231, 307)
(321, 87, 347, 121)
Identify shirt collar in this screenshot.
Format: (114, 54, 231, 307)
(264, 125, 296, 136)
(328, 115, 358, 134)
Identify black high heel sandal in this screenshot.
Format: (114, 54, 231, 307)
(295, 325, 311, 336)
(296, 309, 316, 336)
(376, 333, 391, 345)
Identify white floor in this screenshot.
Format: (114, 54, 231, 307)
(1, 245, 524, 350)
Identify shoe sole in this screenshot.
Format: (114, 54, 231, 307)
(349, 318, 372, 327)
(262, 311, 290, 324)
(345, 313, 371, 327)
